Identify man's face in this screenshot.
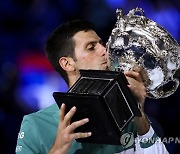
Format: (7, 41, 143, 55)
(72, 30, 108, 71)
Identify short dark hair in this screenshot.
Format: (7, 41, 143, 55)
(45, 19, 95, 84)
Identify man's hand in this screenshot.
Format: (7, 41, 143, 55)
(124, 70, 146, 111)
(49, 104, 92, 154)
(124, 70, 149, 135)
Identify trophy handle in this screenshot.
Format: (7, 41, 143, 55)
(147, 79, 179, 99)
(162, 78, 179, 98)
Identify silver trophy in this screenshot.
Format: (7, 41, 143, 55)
(107, 7, 180, 99)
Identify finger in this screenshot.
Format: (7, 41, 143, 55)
(60, 103, 65, 122)
(63, 106, 77, 125)
(67, 118, 89, 133)
(75, 132, 92, 139)
(126, 76, 137, 86)
(126, 77, 146, 93)
(124, 71, 143, 83)
(71, 132, 92, 140)
(64, 131, 92, 143)
(127, 83, 146, 103)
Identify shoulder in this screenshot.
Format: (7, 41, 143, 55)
(27, 103, 59, 118)
(16, 103, 60, 153)
(19, 103, 59, 133)
(23, 103, 58, 121)
(22, 103, 59, 131)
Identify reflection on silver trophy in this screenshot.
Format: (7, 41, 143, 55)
(107, 7, 180, 99)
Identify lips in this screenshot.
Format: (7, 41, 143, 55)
(101, 58, 108, 64)
(101, 61, 107, 65)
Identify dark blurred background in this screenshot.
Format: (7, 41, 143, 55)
(0, 0, 180, 153)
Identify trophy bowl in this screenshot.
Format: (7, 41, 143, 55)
(107, 7, 180, 99)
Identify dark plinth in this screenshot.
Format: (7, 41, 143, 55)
(53, 70, 141, 145)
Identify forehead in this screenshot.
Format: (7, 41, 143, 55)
(73, 30, 100, 46)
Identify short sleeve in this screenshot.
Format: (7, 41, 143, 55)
(16, 115, 40, 154)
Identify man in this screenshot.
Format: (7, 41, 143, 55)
(16, 20, 169, 154)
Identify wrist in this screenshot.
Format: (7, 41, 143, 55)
(134, 112, 150, 135)
(49, 147, 68, 154)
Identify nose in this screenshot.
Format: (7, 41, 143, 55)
(98, 43, 107, 57)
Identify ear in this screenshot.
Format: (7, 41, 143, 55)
(59, 57, 75, 72)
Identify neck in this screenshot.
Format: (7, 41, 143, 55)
(68, 71, 80, 88)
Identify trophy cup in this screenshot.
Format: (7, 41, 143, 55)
(107, 7, 180, 99)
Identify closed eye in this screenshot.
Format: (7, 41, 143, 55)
(87, 43, 96, 51)
(86, 39, 103, 51)
(88, 46, 95, 51)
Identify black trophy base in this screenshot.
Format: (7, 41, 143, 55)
(53, 70, 141, 145)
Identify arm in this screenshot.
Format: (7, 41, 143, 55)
(49, 103, 91, 154)
(124, 70, 149, 135)
(124, 71, 169, 154)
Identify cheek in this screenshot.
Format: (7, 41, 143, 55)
(81, 54, 95, 63)
(76, 52, 99, 69)
(76, 57, 92, 69)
